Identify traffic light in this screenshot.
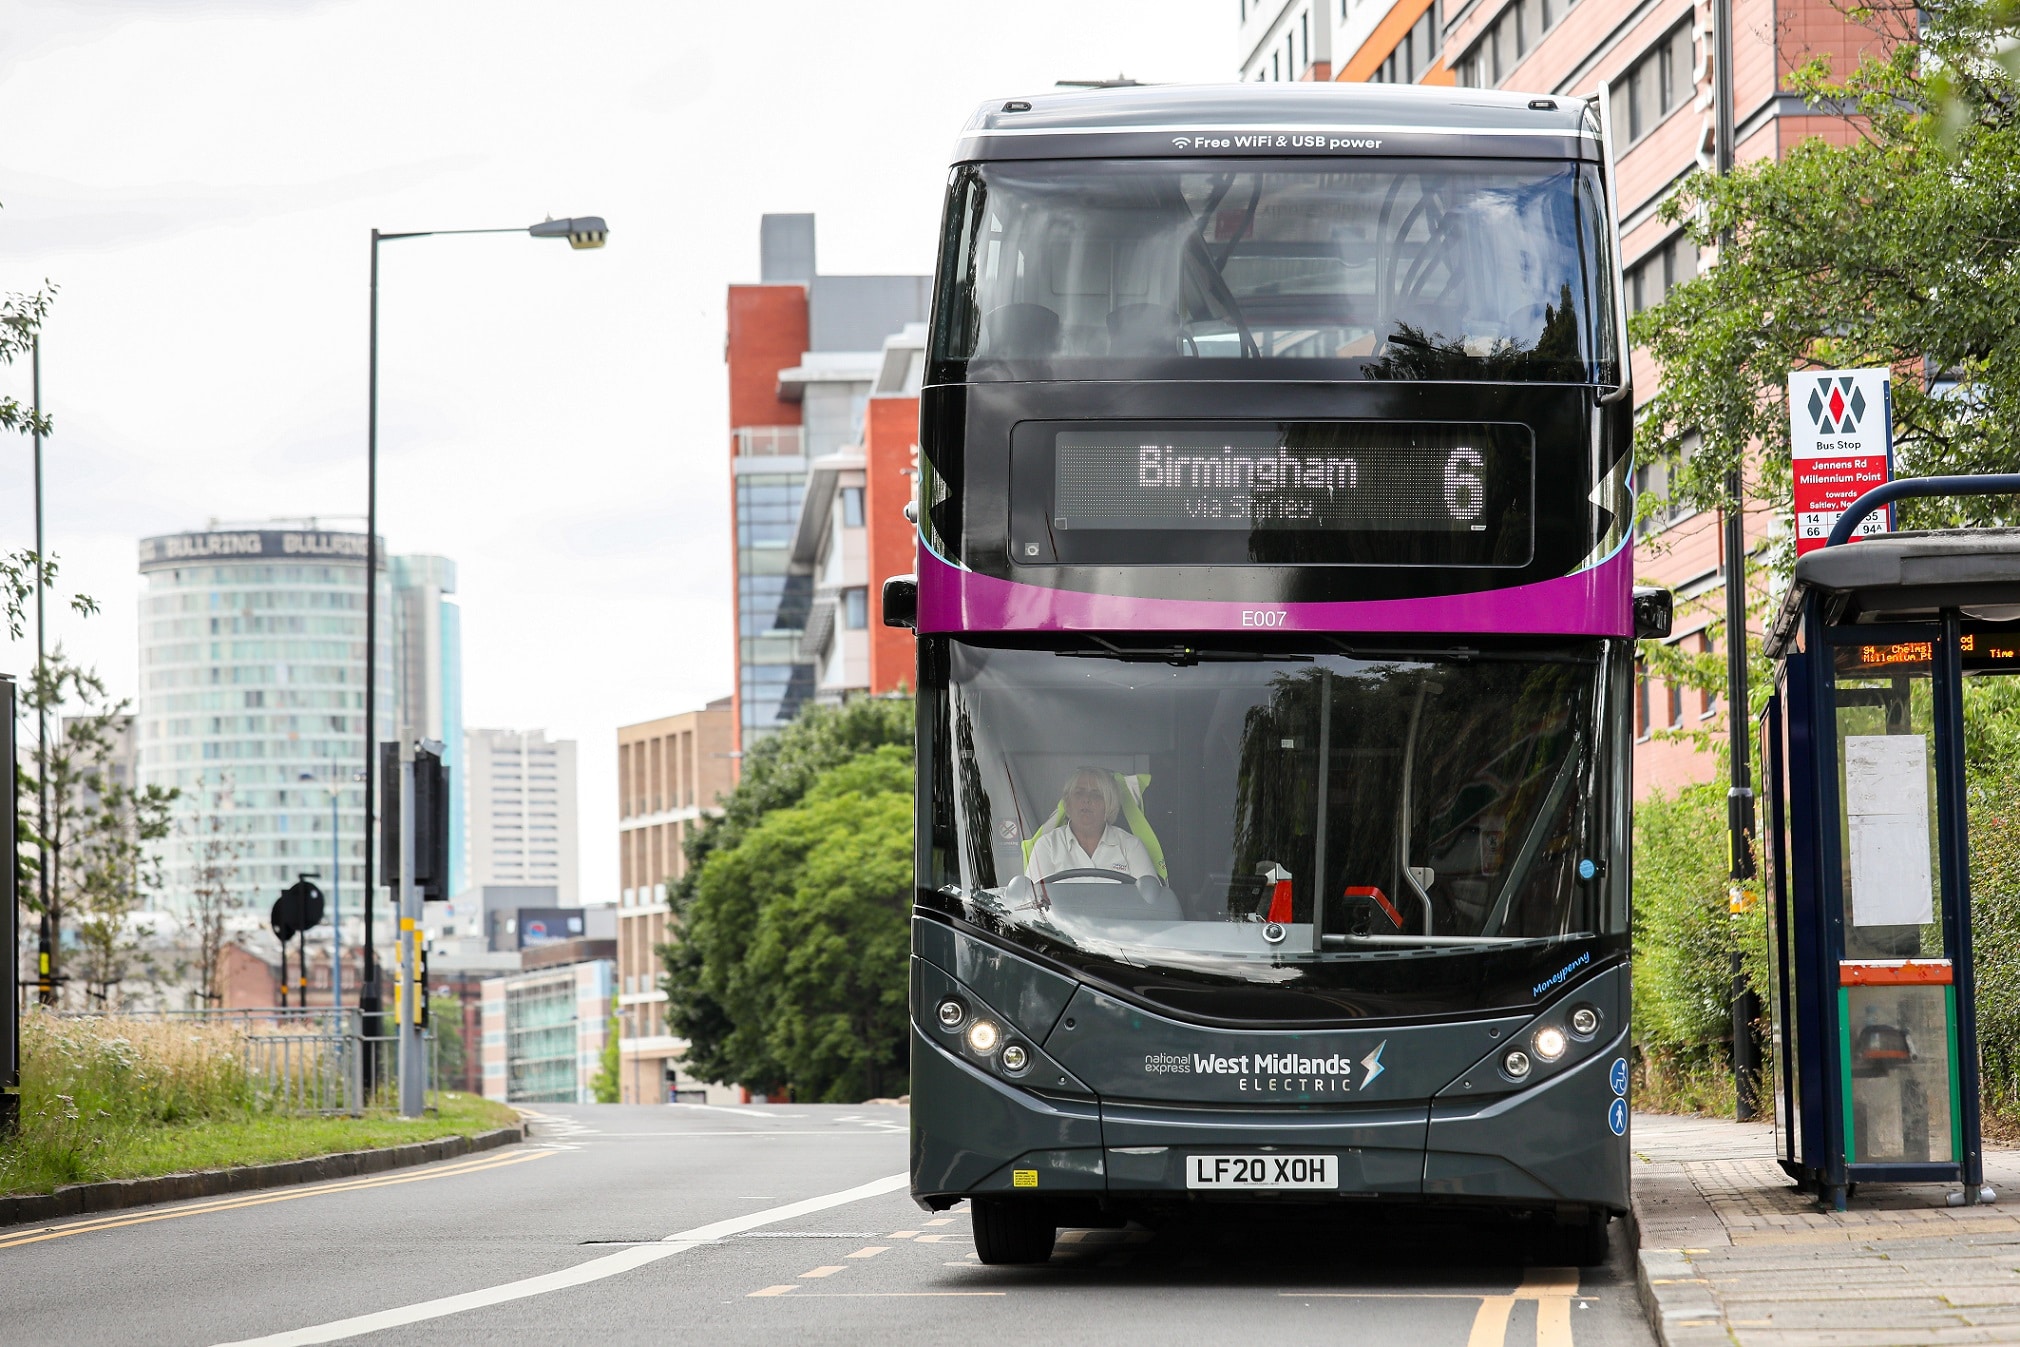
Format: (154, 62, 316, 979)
(412, 746, 448, 902)
(380, 740, 450, 901)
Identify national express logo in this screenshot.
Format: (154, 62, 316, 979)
(1806, 374, 1870, 436)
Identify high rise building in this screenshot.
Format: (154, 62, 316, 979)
(135, 524, 393, 911)
(464, 727, 579, 906)
(391, 555, 465, 893)
(614, 698, 734, 1103)
(1249, 0, 1891, 796)
(726, 214, 931, 754)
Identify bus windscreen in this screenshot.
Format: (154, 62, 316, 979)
(1020, 420, 1532, 567)
(932, 159, 1616, 382)
(928, 641, 1620, 1012)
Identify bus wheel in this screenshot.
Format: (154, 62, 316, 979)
(971, 1198, 1056, 1264)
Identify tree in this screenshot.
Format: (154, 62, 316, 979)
(3, 285, 95, 945)
(429, 994, 468, 1091)
(738, 747, 914, 1101)
(1635, 1, 2020, 548)
(661, 696, 913, 1094)
(590, 996, 621, 1104)
(19, 652, 176, 1008)
(683, 745, 915, 1101)
(70, 758, 175, 1008)
(182, 775, 249, 1008)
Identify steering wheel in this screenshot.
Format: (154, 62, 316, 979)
(1036, 868, 1135, 883)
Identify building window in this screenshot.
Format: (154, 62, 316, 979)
(1369, 1, 1442, 83)
(1700, 632, 1718, 718)
(1628, 231, 1699, 316)
(842, 587, 869, 630)
(1609, 21, 1694, 145)
(1635, 660, 1651, 741)
(840, 486, 865, 528)
(1634, 429, 1698, 536)
(1667, 670, 1685, 728)
(1456, 0, 1570, 87)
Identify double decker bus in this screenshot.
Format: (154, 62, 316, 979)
(894, 83, 1646, 1266)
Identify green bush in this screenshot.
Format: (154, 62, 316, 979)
(1969, 754, 2020, 1121)
(1632, 781, 1766, 1113)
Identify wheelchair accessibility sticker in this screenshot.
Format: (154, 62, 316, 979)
(1610, 1057, 1629, 1097)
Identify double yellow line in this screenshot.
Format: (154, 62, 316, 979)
(0, 1146, 553, 1250)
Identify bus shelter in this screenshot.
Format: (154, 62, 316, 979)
(1762, 483, 2020, 1210)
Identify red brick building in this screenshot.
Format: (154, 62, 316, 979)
(724, 215, 930, 757)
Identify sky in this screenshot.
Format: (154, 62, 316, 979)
(0, 0, 1235, 905)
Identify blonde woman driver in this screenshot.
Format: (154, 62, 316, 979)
(1024, 766, 1158, 882)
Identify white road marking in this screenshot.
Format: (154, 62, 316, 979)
(210, 1171, 910, 1346)
(669, 1103, 808, 1118)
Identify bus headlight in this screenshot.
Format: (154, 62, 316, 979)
(1569, 1006, 1600, 1037)
(966, 1020, 1001, 1055)
(1533, 1026, 1569, 1061)
(936, 998, 966, 1030)
(1000, 1044, 1029, 1073)
(1503, 1049, 1532, 1080)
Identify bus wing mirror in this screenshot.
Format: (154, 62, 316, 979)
(882, 574, 918, 630)
(1633, 587, 1673, 640)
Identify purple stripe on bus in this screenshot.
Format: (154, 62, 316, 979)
(915, 545, 1634, 637)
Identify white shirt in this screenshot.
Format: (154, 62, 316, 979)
(1025, 824, 1157, 882)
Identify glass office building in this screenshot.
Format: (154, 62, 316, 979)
(136, 525, 461, 914)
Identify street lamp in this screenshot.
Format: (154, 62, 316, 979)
(360, 214, 607, 1075)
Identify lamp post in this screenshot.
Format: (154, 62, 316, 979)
(361, 215, 607, 1088)
(1708, 0, 1760, 1122)
(30, 334, 50, 1006)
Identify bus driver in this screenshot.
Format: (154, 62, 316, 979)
(1025, 767, 1159, 882)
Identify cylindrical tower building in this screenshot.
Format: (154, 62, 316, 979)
(136, 524, 392, 915)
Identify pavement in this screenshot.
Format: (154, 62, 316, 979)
(0, 1102, 1656, 1347)
(1631, 1112, 2020, 1346)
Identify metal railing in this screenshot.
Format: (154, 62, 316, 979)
(240, 1016, 438, 1116)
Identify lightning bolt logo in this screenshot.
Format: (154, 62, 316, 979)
(1361, 1040, 1388, 1089)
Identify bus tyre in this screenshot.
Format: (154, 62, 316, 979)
(971, 1198, 1056, 1264)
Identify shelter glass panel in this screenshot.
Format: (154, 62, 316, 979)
(1845, 983, 1956, 1165)
(1832, 669, 1944, 960)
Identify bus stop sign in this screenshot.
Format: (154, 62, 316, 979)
(1790, 367, 1893, 557)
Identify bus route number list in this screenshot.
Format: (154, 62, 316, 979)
(1052, 431, 1513, 535)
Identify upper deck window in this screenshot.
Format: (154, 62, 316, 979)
(931, 159, 1615, 384)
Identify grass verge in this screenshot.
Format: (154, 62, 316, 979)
(0, 1014, 518, 1197)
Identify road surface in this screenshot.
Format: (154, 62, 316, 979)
(0, 1103, 1656, 1346)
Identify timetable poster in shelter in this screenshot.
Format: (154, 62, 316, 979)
(1789, 367, 1893, 557)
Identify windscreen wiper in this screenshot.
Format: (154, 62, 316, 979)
(1056, 638, 1312, 667)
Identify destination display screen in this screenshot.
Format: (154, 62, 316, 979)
(1013, 421, 1533, 568)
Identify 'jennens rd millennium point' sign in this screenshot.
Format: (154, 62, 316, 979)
(137, 530, 384, 573)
